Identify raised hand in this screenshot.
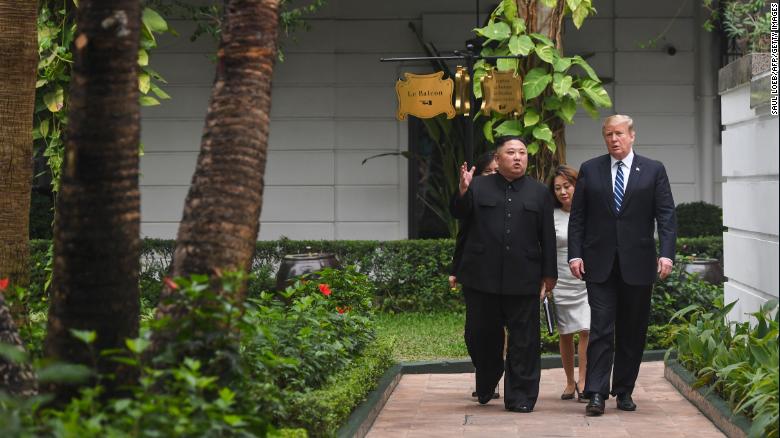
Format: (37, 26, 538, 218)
(459, 162, 476, 195)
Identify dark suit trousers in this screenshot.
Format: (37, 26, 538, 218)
(584, 257, 652, 398)
(464, 287, 541, 409)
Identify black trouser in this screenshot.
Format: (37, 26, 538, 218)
(584, 258, 652, 398)
(464, 287, 540, 409)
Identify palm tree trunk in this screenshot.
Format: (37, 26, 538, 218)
(45, 0, 141, 399)
(0, 0, 36, 289)
(164, 0, 281, 296)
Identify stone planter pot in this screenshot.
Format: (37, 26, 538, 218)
(681, 258, 724, 284)
(275, 251, 340, 290)
(664, 359, 752, 438)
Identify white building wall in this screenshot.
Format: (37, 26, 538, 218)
(139, 0, 715, 240)
(720, 73, 779, 323)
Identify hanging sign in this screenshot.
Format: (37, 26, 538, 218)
(454, 66, 471, 116)
(395, 71, 456, 120)
(481, 70, 523, 116)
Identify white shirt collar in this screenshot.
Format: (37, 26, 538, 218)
(610, 150, 634, 169)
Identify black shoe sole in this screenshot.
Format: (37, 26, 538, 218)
(616, 404, 636, 411)
(472, 391, 500, 399)
(585, 406, 604, 416)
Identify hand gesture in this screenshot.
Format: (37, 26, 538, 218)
(459, 162, 476, 196)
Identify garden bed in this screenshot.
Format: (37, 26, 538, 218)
(665, 359, 752, 438)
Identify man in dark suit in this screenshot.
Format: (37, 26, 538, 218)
(568, 115, 677, 416)
(451, 136, 557, 413)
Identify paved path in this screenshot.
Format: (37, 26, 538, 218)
(367, 362, 724, 437)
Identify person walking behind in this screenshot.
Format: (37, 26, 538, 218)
(568, 115, 677, 416)
(547, 165, 590, 402)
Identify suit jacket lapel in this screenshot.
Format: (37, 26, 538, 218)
(617, 155, 643, 215)
(599, 156, 617, 216)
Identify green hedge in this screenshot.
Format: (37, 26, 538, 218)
(283, 338, 395, 438)
(28, 236, 723, 313)
(675, 202, 723, 237)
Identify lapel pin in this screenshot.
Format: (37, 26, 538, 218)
(635, 167, 640, 172)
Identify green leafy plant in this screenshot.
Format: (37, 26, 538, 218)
(35, 1, 172, 194)
(670, 299, 779, 438)
(702, 0, 771, 53)
(3, 268, 385, 436)
(650, 262, 723, 326)
(146, 0, 327, 60)
(473, 0, 611, 183)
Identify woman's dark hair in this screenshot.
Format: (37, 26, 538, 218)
(475, 150, 497, 175)
(548, 164, 579, 208)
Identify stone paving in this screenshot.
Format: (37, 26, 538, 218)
(367, 362, 724, 438)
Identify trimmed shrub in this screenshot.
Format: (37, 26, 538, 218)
(284, 338, 395, 437)
(28, 236, 724, 314)
(675, 202, 723, 237)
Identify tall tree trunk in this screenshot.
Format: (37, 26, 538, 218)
(45, 0, 142, 399)
(0, 0, 36, 289)
(163, 0, 281, 298)
(516, 0, 568, 181)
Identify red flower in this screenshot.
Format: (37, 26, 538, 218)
(336, 306, 346, 314)
(0, 278, 8, 291)
(318, 283, 332, 296)
(163, 277, 179, 290)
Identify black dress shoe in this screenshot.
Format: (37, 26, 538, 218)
(472, 391, 500, 399)
(477, 393, 494, 405)
(586, 393, 605, 416)
(506, 405, 532, 413)
(616, 393, 636, 411)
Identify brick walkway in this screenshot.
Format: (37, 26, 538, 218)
(367, 362, 724, 437)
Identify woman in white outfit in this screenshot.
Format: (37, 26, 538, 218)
(549, 165, 591, 401)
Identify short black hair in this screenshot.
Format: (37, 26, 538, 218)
(494, 135, 529, 149)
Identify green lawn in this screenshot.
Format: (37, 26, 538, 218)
(374, 311, 563, 362)
(374, 312, 469, 361)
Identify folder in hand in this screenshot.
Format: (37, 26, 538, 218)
(542, 296, 556, 336)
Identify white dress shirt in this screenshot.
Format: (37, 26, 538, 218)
(610, 150, 634, 191)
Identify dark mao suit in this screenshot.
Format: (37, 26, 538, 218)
(451, 172, 556, 410)
(568, 153, 676, 398)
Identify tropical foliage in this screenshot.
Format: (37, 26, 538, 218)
(474, 0, 611, 181)
(34, 0, 171, 194)
(670, 299, 779, 438)
(701, 0, 772, 53)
